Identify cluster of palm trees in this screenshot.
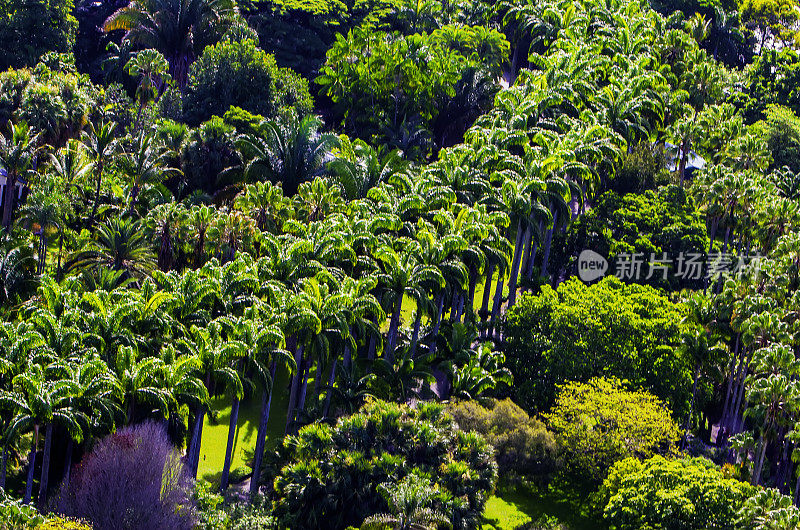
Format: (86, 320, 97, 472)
(2, 0, 799, 514)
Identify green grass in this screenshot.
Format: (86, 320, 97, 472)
(481, 482, 597, 530)
(197, 368, 291, 483)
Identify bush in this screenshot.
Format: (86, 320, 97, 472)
(271, 399, 497, 530)
(179, 117, 242, 195)
(761, 105, 800, 172)
(0, 62, 96, 143)
(502, 276, 692, 416)
(448, 399, 559, 480)
(599, 456, 755, 530)
(183, 39, 313, 125)
(55, 421, 196, 530)
(607, 143, 669, 194)
(544, 378, 680, 485)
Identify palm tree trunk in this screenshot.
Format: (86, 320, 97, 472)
(681, 366, 700, 450)
(541, 211, 558, 279)
(250, 362, 276, 499)
(410, 310, 423, 358)
(507, 220, 526, 307)
(323, 357, 338, 418)
(295, 362, 311, 421)
(285, 344, 304, 434)
(188, 404, 205, 478)
(37, 423, 53, 504)
(386, 292, 404, 361)
(0, 442, 7, 489)
(720, 334, 741, 433)
(465, 271, 478, 324)
(2, 173, 17, 231)
(429, 292, 446, 356)
(753, 433, 769, 485)
(62, 439, 73, 487)
(23, 425, 39, 504)
(489, 268, 506, 339)
(219, 397, 240, 492)
(479, 264, 494, 336)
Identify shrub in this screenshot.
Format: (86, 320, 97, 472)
(179, 117, 242, 195)
(448, 399, 559, 480)
(55, 421, 196, 530)
(183, 39, 313, 125)
(544, 378, 680, 485)
(599, 456, 756, 530)
(271, 399, 497, 530)
(502, 276, 692, 416)
(607, 143, 669, 194)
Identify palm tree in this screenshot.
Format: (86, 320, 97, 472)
(0, 122, 41, 230)
(0, 365, 82, 504)
(111, 346, 171, 424)
(81, 120, 118, 224)
(375, 246, 444, 361)
(125, 49, 172, 127)
(362, 474, 449, 530)
(0, 237, 37, 303)
(67, 217, 157, 280)
(103, 0, 236, 85)
(177, 323, 244, 479)
(18, 181, 66, 275)
(238, 113, 338, 195)
(328, 138, 405, 201)
(120, 131, 179, 216)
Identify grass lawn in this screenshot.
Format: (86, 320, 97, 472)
(482, 482, 597, 530)
(197, 368, 291, 483)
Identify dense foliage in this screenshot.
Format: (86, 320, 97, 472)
(272, 399, 497, 529)
(544, 378, 680, 484)
(504, 277, 692, 414)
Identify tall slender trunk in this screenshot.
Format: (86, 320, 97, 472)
(62, 439, 73, 487)
(480, 264, 494, 334)
(2, 173, 17, 231)
(721, 334, 741, 432)
(429, 292, 445, 356)
(0, 443, 7, 489)
(488, 268, 506, 339)
(188, 404, 205, 478)
(385, 292, 404, 360)
(519, 224, 533, 281)
(250, 362, 276, 499)
(322, 356, 338, 418)
(410, 310, 423, 358)
(23, 425, 39, 504)
(681, 366, 700, 450)
(285, 344, 304, 434)
(37, 424, 53, 504)
(541, 211, 558, 279)
(753, 433, 769, 485)
(465, 272, 478, 324)
(525, 221, 543, 280)
(295, 362, 311, 421)
(219, 397, 240, 492)
(507, 220, 526, 307)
